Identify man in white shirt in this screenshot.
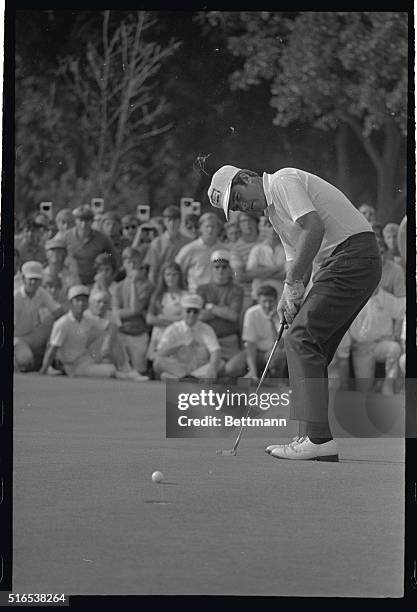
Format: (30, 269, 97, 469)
(14, 261, 65, 372)
(153, 293, 222, 380)
(208, 165, 382, 461)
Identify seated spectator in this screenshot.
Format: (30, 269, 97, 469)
(43, 236, 80, 296)
(223, 220, 240, 247)
(14, 261, 65, 372)
(146, 262, 187, 361)
(40, 285, 135, 379)
(197, 250, 244, 375)
(153, 293, 222, 380)
(182, 213, 199, 240)
(91, 252, 118, 300)
(85, 289, 149, 381)
(14, 215, 48, 265)
(112, 247, 154, 375)
(246, 217, 287, 302)
(376, 233, 406, 297)
(382, 223, 403, 266)
(54, 208, 74, 239)
(227, 285, 287, 380)
(358, 203, 377, 225)
(175, 212, 225, 292)
(349, 286, 405, 395)
(229, 211, 261, 312)
(121, 214, 139, 246)
(145, 205, 191, 285)
(42, 274, 65, 311)
(14, 248, 23, 292)
(62, 205, 118, 286)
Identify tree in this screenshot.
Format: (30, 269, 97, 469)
(204, 11, 408, 223)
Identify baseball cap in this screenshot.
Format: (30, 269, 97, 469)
(73, 205, 94, 220)
(207, 165, 241, 221)
(210, 249, 230, 264)
(163, 205, 181, 219)
(21, 261, 44, 279)
(181, 293, 203, 310)
(45, 237, 67, 251)
(68, 285, 90, 300)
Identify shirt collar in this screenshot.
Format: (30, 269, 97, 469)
(262, 172, 273, 208)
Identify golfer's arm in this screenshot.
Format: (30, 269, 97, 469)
(40, 344, 58, 374)
(285, 212, 324, 285)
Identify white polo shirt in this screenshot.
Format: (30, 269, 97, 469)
(242, 304, 277, 352)
(157, 319, 220, 354)
(49, 311, 109, 365)
(14, 286, 60, 337)
(263, 168, 372, 276)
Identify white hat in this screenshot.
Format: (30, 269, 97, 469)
(210, 249, 230, 264)
(21, 261, 44, 279)
(207, 165, 241, 221)
(181, 293, 203, 310)
(68, 285, 90, 300)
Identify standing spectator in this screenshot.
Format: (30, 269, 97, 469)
(223, 220, 240, 248)
(197, 250, 244, 375)
(40, 285, 136, 379)
(121, 214, 139, 246)
(14, 261, 65, 371)
(175, 212, 225, 292)
(229, 211, 261, 312)
(349, 287, 405, 395)
(14, 215, 48, 265)
(54, 208, 74, 239)
(376, 234, 406, 297)
(153, 293, 222, 380)
(145, 205, 190, 285)
(91, 252, 118, 300)
(62, 205, 118, 286)
(146, 262, 187, 361)
(233, 285, 287, 380)
(113, 247, 154, 375)
(182, 213, 199, 240)
(246, 217, 287, 302)
(358, 203, 377, 225)
(382, 223, 402, 266)
(43, 237, 80, 296)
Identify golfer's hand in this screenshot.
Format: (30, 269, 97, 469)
(278, 281, 305, 325)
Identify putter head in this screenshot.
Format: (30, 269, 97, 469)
(216, 449, 237, 456)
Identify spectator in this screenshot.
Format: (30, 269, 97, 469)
(15, 215, 48, 265)
(14, 248, 23, 292)
(349, 286, 405, 395)
(85, 289, 149, 381)
(121, 214, 139, 245)
(223, 220, 240, 247)
(182, 213, 199, 240)
(358, 203, 377, 225)
(40, 285, 133, 379)
(91, 252, 118, 300)
(145, 205, 190, 285)
(54, 208, 74, 239)
(397, 215, 407, 268)
(42, 273, 66, 310)
(62, 205, 118, 286)
(229, 211, 261, 312)
(43, 237, 80, 296)
(175, 212, 225, 292)
(197, 250, 244, 375)
(14, 261, 65, 372)
(112, 247, 154, 376)
(231, 285, 287, 380)
(146, 262, 187, 361)
(382, 223, 402, 265)
(376, 233, 406, 297)
(246, 216, 287, 302)
(152, 216, 166, 236)
(399, 316, 406, 376)
(153, 293, 222, 380)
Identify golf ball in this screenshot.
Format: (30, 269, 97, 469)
(152, 471, 164, 483)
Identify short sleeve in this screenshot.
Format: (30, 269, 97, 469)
(49, 318, 67, 348)
(271, 173, 316, 223)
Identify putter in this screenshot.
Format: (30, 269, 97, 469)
(216, 319, 286, 456)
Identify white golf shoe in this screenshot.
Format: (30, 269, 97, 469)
(270, 436, 339, 462)
(265, 436, 303, 454)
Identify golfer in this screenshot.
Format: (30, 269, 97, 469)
(208, 166, 382, 461)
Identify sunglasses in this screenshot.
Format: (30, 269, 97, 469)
(123, 225, 138, 230)
(185, 308, 200, 314)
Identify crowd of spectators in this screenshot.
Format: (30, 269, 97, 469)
(14, 200, 407, 394)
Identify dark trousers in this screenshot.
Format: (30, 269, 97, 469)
(284, 232, 382, 424)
